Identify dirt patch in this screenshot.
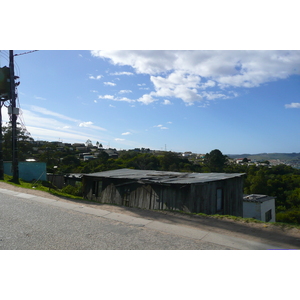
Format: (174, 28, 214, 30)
(1, 181, 300, 249)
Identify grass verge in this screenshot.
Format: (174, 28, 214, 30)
(2, 174, 84, 200)
(2, 175, 300, 230)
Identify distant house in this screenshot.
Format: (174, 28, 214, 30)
(182, 151, 193, 157)
(243, 194, 276, 222)
(83, 155, 95, 161)
(104, 149, 119, 158)
(65, 173, 84, 187)
(76, 147, 88, 152)
(83, 168, 245, 216)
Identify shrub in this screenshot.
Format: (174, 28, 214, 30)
(61, 183, 83, 197)
(276, 209, 300, 224)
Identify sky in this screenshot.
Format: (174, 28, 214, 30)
(0, 50, 299, 154)
(2, 0, 299, 291)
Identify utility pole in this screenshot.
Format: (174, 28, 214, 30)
(9, 50, 19, 183)
(0, 103, 3, 180)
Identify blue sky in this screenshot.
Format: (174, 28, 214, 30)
(1, 50, 299, 154)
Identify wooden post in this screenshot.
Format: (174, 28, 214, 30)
(9, 50, 19, 184)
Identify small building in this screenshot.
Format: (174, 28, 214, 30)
(83, 155, 95, 161)
(65, 173, 84, 187)
(243, 194, 276, 222)
(4, 161, 47, 182)
(83, 168, 245, 216)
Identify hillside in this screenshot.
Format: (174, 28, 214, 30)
(0, 180, 299, 249)
(228, 152, 300, 160)
(227, 152, 300, 166)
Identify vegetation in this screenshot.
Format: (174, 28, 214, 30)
(1, 123, 300, 225)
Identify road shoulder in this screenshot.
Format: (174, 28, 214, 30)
(1, 182, 299, 249)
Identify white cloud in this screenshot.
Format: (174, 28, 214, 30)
(104, 82, 116, 86)
(32, 107, 107, 132)
(138, 94, 157, 105)
(149, 71, 203, 105)
(30, 105, 79, 122)
(201, 91, 229, 100)
(89, 75, 103, 80)
(199, 80, 216, 89)
(16, 108, 107, 144)
(119, 97, 134, 102)
(91, 50, 300, 105)
(285, 102, 300, 108)
(98, 94, 135, 103)
(119, 90, 132, 94)
(34, 96, 46, 101)
(78, 121, 106, 131)
(79, 121, 93, 127)
(98, 95, 115, 99)
(94, 100, 97, 103)
(162, 100, 171, 105)
(91, 50, 177, 74)
(115, 138, 125, 141)
(122, 132, 131, 135)
(154, 124, 168, 130)
(110, 71, 134, 76)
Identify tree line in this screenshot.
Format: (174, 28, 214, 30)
(2, 124, 300, 224)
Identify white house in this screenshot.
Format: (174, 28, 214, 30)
(243, 194, 276, 222)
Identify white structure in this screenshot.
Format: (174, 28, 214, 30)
(243, 194, 276, 222)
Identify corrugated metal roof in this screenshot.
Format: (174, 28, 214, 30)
(83, 168, 245, 184)
(243, 194, 275, 203)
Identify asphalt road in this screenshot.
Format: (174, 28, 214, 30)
(0, 188, 283, 250)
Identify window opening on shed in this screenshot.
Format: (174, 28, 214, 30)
(216, 188, 223, 211)
(265, 209, 272, 222)
(92, 180, 102, 196)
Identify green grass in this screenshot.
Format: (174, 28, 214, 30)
(158, 208, 300, 229)
(2, 174, 84, 200)
(2, 174, 300, 230)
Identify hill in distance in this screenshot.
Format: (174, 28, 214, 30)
(227, 153, 300, 161)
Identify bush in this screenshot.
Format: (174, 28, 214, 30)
(276, 209, 300, 224)
(61, 183, 83, 197)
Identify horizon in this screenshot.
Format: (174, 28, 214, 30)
(1, 50, 299, 155)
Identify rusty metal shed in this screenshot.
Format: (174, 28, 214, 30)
(83, 169, 245, 216)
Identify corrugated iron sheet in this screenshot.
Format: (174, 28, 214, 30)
(84, 168, 245, 185)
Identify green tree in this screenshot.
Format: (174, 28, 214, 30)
(204, 149, 228, 172)
(286, 188, 300, 209)
(2, 122, 34, 161)
(128, 153, 160, 170)
(159, 152, 182, 171)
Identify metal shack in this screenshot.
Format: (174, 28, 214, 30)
(83, 169, 245, 216)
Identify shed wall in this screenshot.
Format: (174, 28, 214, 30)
(4, 162, 47, 181)
(83, 175, 243, 216)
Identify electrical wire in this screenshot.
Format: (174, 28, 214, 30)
(0, 50, 9, 66)
(1, 50, 33, 137)
(14, 50, 39, 57)
(0, 50, 21, 77)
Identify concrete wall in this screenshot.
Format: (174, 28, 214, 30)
(243, 199, 276, 222)
(260, 199, 276, 222)
(4, 162, 47, 182)
(243, 201, 261, 220)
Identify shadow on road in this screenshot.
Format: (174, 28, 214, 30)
(57, 196, 300, 249)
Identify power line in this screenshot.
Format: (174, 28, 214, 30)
(14, 50, 39, 57)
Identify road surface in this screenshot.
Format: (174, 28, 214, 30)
(0, 188, 289, 250)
